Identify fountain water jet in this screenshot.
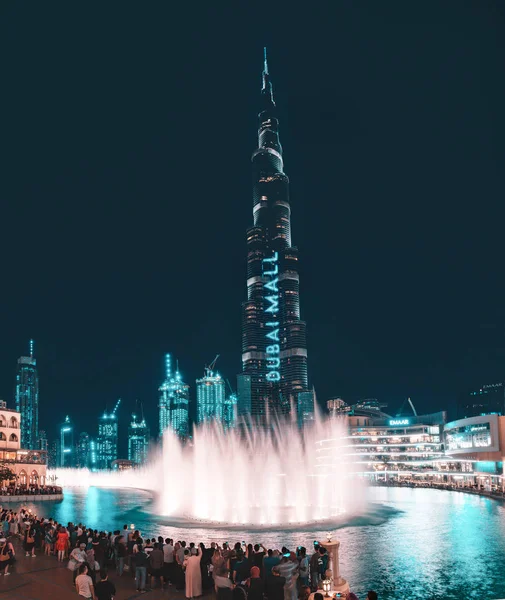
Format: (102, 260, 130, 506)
(50, 415, 363, 528)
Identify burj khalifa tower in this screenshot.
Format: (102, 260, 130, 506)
(237, 49, 313, 425)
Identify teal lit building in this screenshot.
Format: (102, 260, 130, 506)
(223, 393, 238, 430)
(76, 431, 96, 469)
(159, 354, 190, 440)
(196, 368, 225, 424)
(128, 413, 150, 465)
(60, 415, 74, 467)
(16, 340, 39, 449)
(97, 399, 120, 469)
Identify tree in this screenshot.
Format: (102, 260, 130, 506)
(0, 464, 16, 485)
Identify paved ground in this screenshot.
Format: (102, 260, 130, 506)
(0, 537, 198, 600)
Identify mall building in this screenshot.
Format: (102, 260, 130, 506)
(0, 400, 47, 486)
(326, 400, 475, 484)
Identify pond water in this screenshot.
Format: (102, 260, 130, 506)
(12, 486, 505, 600)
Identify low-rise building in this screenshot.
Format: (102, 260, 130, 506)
(0, 400, 47, 486)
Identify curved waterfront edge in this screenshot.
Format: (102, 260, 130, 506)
(0, 493, 63, 502)
(371, 480, 505, 502)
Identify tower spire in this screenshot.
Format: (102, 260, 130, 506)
(29, 339, 34, 358)
(263, 47, 269, 75)
(261, 47, 274, 103)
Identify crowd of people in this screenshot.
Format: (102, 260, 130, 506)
(0, 484, 63, 496)
(0, 506, 378, 600)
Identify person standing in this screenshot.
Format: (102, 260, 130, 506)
(0, 538, 13, 576)
(163, 537, 174, 584)
(149, 542, 165, 590)
(134, 544, 148, 593)
(265, 566, 286, 600)
(24, 526, 36, 557)
(115, 535, 127, 577)
(55, 526, 69, 562)
(75, 564, 96, 600)
(95, 568, 116, 600)
(184, 545, 202, 599)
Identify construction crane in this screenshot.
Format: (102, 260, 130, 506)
(208, 354, 220, 372)
(396, 396, 418, 418)
(112, 398, 121, 416)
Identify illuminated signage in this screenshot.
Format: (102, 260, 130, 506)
(263, 251, 280, 382)
(389, 419, 410, 426)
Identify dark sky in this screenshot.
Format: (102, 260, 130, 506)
(1, 2, 505, 448)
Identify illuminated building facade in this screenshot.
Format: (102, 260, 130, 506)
(458, 382, 505, 419)
(297, 390, 316, 428)
(76, 432, 95, 469)
(97, 407, 119, 470)
(238, 49, 310, 423)
(223, 393, 238, 430)
(196, 369, 225, 424)
(15, 340, 39, 449)
(0, 400, 47, 485)
(159, 354, 190, 440)
(37, 429, 48, 452)
(60, 415, 74, 467)
(128, 413, 150, 465)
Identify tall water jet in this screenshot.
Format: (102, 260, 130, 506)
(50, 414, 363, 528)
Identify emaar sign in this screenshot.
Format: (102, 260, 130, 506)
(389, 419, 410, 426)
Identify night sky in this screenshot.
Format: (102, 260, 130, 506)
(2, 2, 504, 449)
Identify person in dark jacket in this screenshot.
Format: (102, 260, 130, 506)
(265, 566, 286, 600)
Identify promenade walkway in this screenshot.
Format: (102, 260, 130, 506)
(0, 537, 191, 600)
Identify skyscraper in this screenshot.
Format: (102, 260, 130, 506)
(60, 415, 74, 467)
(37, 429, 48, 452)
(128, 413, 150, 465)
(196, 368, 225, 424)
(76, 432, 93, 469)
(223, 393, 238, 430)
(238, 49, 310, 423)
(97, 399, 120, 469)
(159, 354, 190, 440)
(458, 382, 505, 419)
(15, 339, 39, 449)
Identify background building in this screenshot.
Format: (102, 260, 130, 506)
(96, 400, 120, 469)
(128, 413, 150, 465)
(223, 393, 238, 430)
(76, 432, 94, 469)
(159, 354, 190, 440)
(196, 366, 225, 424)
(37, 429, 48, 451)
(15, 340, 39, 449)
(297, 389, 315, 428)
(0, 399, 47, 485)
(238, 50, 310, 424)
(60, 415, 74, 467)
(458, 382, 505, 419)
(327, 398, 348, 418)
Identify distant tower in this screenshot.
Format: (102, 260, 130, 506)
(15, 339, 39, 449)
(223, 393, 238, 430)
(37, 429, 48, 452)
(76, 432, 92, 469)
(158, 354, 190, 440)
(60, 415, 74, 467)
(196, 365, 226, 424)
(97, 399, 120, 469)
(297, 388, 316, 427)
(128, 410, 150, 465)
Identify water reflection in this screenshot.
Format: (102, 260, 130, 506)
(16, 486, 505, 600)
